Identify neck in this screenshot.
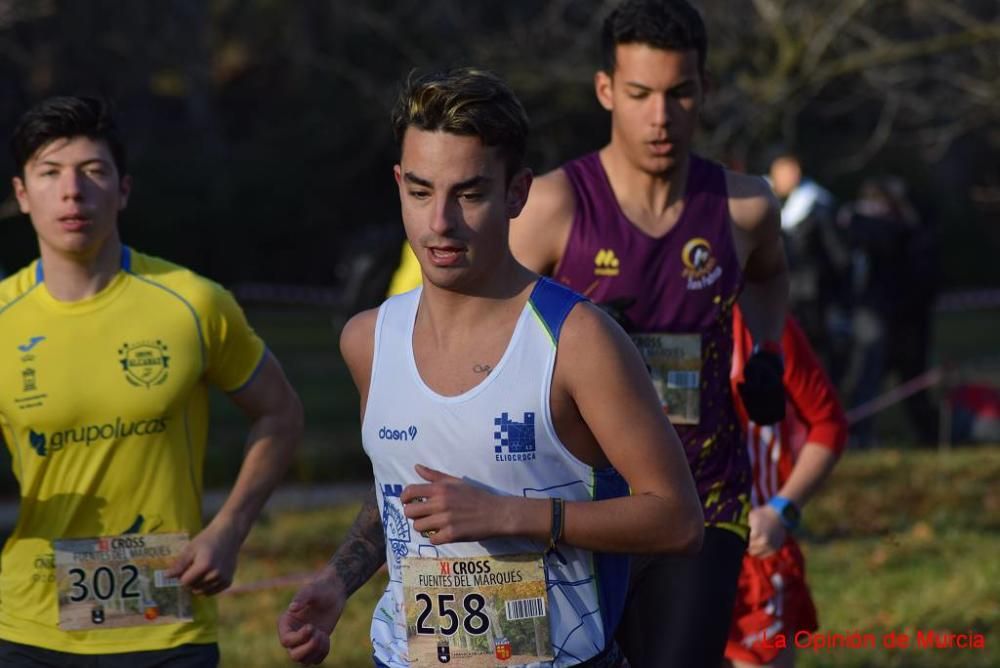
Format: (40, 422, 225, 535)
(39, 238, 123, 302)
(601, 140, 692, 219)
(418, 253, 537, 342)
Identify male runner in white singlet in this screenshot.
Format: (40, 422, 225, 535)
(277, 68, 703, 667)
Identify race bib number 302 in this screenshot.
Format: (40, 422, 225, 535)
(54, 532, 192, 631)
(402, 554, 552, 666)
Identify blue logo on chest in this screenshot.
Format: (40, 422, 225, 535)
(18, 336, 46, 352)
(378, 425, 417, 442)
(494, 412, 536, 462)
(381, 484, 411, 568)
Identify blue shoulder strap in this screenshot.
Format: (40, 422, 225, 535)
(528, 277, 586, 345)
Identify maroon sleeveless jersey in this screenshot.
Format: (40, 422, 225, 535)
(556, 152, 749, 534)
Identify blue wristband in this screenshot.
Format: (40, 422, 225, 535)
(767, 495, 801, 530)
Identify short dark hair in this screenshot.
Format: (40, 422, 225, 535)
(391, 67, 529, 179)
(10, 96, 127, 177)
(601, 0, 708, 75)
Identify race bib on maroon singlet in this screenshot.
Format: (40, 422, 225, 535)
(631, 333, 701, 425)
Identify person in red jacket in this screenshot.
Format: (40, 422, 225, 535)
(725, 306, 848, 668)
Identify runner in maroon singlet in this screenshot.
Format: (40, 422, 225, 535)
(509, 2, 790, 666)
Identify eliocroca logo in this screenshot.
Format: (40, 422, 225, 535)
(27, 417, 168, 457)
(378, 425, 417, 442)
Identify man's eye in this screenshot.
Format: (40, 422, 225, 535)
(409, 190, 431, 199)
(460, 192, 484, 202)
(628, 92, 648, 100)
(40, 170, 58, 177)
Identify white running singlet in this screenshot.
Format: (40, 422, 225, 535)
(363, 278, 629, 667)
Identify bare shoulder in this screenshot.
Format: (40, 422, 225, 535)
(555, 300, 643, 380)
(511, 168, 575, 274)
(339, 308, 379, 389)
(519, 168, 574, 224)
(725, 169, 780, 234)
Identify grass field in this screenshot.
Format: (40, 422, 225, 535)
(216, 447, 1000, 667)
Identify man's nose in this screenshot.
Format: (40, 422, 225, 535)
(429, 197, 459, 235)
(651, 94, 671, 127)
(60, 169, 85, 200)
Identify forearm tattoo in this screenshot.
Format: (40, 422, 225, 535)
(329, 486, 386, 596)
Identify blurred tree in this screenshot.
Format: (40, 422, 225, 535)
(0, 0, 997, 287)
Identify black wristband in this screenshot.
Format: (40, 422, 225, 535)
(547, 497, 565, 555)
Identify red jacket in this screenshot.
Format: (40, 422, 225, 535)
(730, 307, 848, 507)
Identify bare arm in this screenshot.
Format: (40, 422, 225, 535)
(217, 354, 304, 538)
(776, 443, 838, 509)
(748, 443, 839, 559)
(170, 353, 304, 593)
(320, 308, 386, 591)
(776, 316, 846, 509)
(277, 488, 386, 664)
(509, 168, 575, 275)
(747, 314, 846, 557)
(322, 487, 385, 595)
(728, 171, 789, 345)
(402, 303, 704, 555)
(551, 303, 704, 554)
(278, 311, 382, 664)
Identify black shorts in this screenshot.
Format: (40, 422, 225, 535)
(0, 640, 219, 668)
(616, 526, 746, 668)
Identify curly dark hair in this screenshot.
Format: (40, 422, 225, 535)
(601, 0, 708, 74)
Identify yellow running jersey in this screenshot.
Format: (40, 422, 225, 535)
(386, 242, 422, 297)
(0, 247, 265, 653)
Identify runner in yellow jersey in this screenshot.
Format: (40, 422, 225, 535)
(0, 96, 304, 666)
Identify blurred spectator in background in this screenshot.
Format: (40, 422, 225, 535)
(768, 151, 851, 381)
(882, 176, 940, 444)
(838, 176, 937, 446)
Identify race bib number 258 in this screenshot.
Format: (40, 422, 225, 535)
(54, 532, 192, 631)
(402, 554, 552, 666)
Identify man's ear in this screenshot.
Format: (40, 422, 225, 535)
(699, 69, 712, 102)
(505, 168, 533, 219)
(12, 176, 29, 214)
(595, 70, 614, 112)
(118, 174, 132, 211)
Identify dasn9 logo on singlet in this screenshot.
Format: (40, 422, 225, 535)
(379, 425, 418, 442)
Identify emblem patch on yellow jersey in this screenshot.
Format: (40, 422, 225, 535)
(16, 348, 48, 409)
(22, 366, 37, 392)
(118, 340, 171, 388)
